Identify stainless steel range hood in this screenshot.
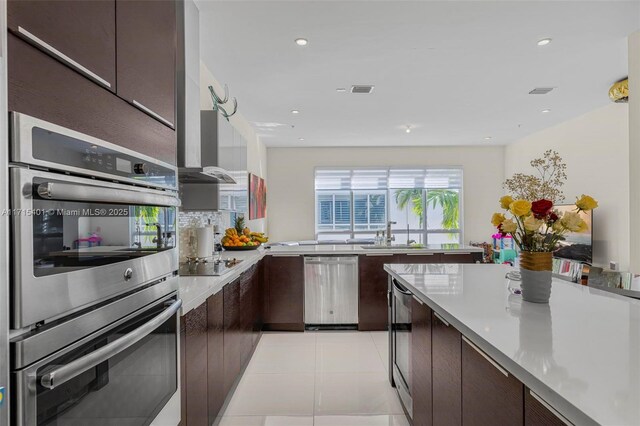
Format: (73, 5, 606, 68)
(176, 0, 236, 185)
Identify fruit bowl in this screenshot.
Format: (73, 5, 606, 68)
(222, 243, 262, 251)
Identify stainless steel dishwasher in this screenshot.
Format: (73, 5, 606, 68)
(304, 256, 359, 328)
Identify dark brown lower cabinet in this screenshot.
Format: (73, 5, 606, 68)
(411, 297, 432, 426)
(432, 311, 462, 426)
(179, 318, 187, 426)
(207, 291, 225, 425)
(239, 270, 253, 367)
(358, 254, 396, 331)
(525, 388, 569, 426)
(462, 337, 524, 426)
(263, 255, 305, 331)
(223, 279, 241, 396)
(183, 303, 208, 426)
(440, 252, 482, 263)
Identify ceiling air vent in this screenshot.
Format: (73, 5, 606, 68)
(529, 87, 554, 95)
(351, 85, 375, 94)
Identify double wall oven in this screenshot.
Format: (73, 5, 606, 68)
(9, 113, 182, 425)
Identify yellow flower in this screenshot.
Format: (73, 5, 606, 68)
(552, 220, 564, 232)
(524, 215, 543, 232)
(509, 199, 532, 217)
(560, 211, 582, 232)
(491, 213, 506, 227)
(576, 194, 598, 211)
(577, 219, 589, 233)
(500, 219, 517, 233)
(499, 195, 514, 210)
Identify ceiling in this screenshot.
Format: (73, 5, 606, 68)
(196, 1, 640, 147)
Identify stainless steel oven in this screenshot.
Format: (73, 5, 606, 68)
(9, 113, 180, 329)
(390, 278, 413, 418)
(12, 279, 181, 426)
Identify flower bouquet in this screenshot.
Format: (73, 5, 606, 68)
(491, 151, 598, 302)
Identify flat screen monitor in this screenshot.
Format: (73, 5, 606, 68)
(553, 204, 593, 264)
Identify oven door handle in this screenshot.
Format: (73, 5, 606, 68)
(40, 298, 182, 390)
(36, 181, 181, 207)
(392, 279, 412, 296)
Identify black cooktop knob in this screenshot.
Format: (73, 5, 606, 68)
(134, 163, 149, 175)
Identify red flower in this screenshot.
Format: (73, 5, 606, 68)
(531, 199, 553, 219)
(548, 212, 559, 222)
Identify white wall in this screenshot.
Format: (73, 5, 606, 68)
(505, 103, 629, 270)
(267, 146, 504, 243)
(200, 63, 268, 233)
(629, 31, 640, 272)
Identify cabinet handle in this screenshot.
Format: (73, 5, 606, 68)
(529, 391, 573, 425)
(406, 253, 435, 256)
(462, 335, 509, 377)
(365, 253, 394, 257)
(412, 295, 424, 305)
(133, 100, 175, 129)
(17, 26, 112, 89)
(271, 254, 300, 257)
(444, 252, 471, 255)
(433, 311, 450, 327)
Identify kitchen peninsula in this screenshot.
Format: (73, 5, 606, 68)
(385, 263, 640, 426)
(177, 244, 482, 424)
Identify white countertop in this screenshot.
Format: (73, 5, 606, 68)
(178, 244, 481, 315)
(266, 243, 483, 255)
(385, 263, 640, 426)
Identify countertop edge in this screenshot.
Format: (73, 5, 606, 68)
(384, 264, 598, 426)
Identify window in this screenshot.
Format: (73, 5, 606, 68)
(315, 167, 463, 244)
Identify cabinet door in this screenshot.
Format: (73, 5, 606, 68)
(412, 297, 433, 426)
(252, 261, 263, 346)
(525, 389, 570, 426)
(432, 311, 461, 426)
(223, 279, 241, 396)
(8, 34, 177, 165)
(440, 252, 481, 263)
(239, 270, 253, 367)
(179, 317, 187, 426)
(207, 291, 225, 425)
(264, 255, 305, 331)
(8, 0, 116, 91)
(184, 303, 208, 426)
(358, 254, 396, 331)
(116, 0, 176, 128)
(462, 337, 523, 426)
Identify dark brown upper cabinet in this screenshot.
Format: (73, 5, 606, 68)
(116, 0, 176, 129)
(461, 337, 524, 426)
(8, 0, 116, 92)
(263, 255, 305, 331)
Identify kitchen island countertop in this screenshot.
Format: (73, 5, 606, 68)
(385, 262, 640, 426)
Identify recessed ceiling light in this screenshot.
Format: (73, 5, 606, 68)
(537, 38, 552, 46)
(541, 109, 551, 113)
(484, 136, 492, 141)
(291, 110, 300, 114)
(405, 126, 412, 134)
(295, 38, 308, 46)
(336, 88, 347, 92)
(299, 138, 305, 141)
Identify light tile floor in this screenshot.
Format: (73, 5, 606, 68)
(219, 331, 408, 426)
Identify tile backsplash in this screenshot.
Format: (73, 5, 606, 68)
(178, 211, 236, 261)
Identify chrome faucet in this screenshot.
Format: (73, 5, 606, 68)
(386, 221, 396, 245)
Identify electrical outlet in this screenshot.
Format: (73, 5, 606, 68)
(609, 261, 618, 271)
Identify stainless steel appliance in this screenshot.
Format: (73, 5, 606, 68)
(10, 112, 180, 329)
(12, 280, 181, 425)
(304, 256, 358, 327)
(179, 258, 243, 277)
(9, 113, 182, 425)
(0, 3, 9, 424)
(390, 277, 413, 418)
